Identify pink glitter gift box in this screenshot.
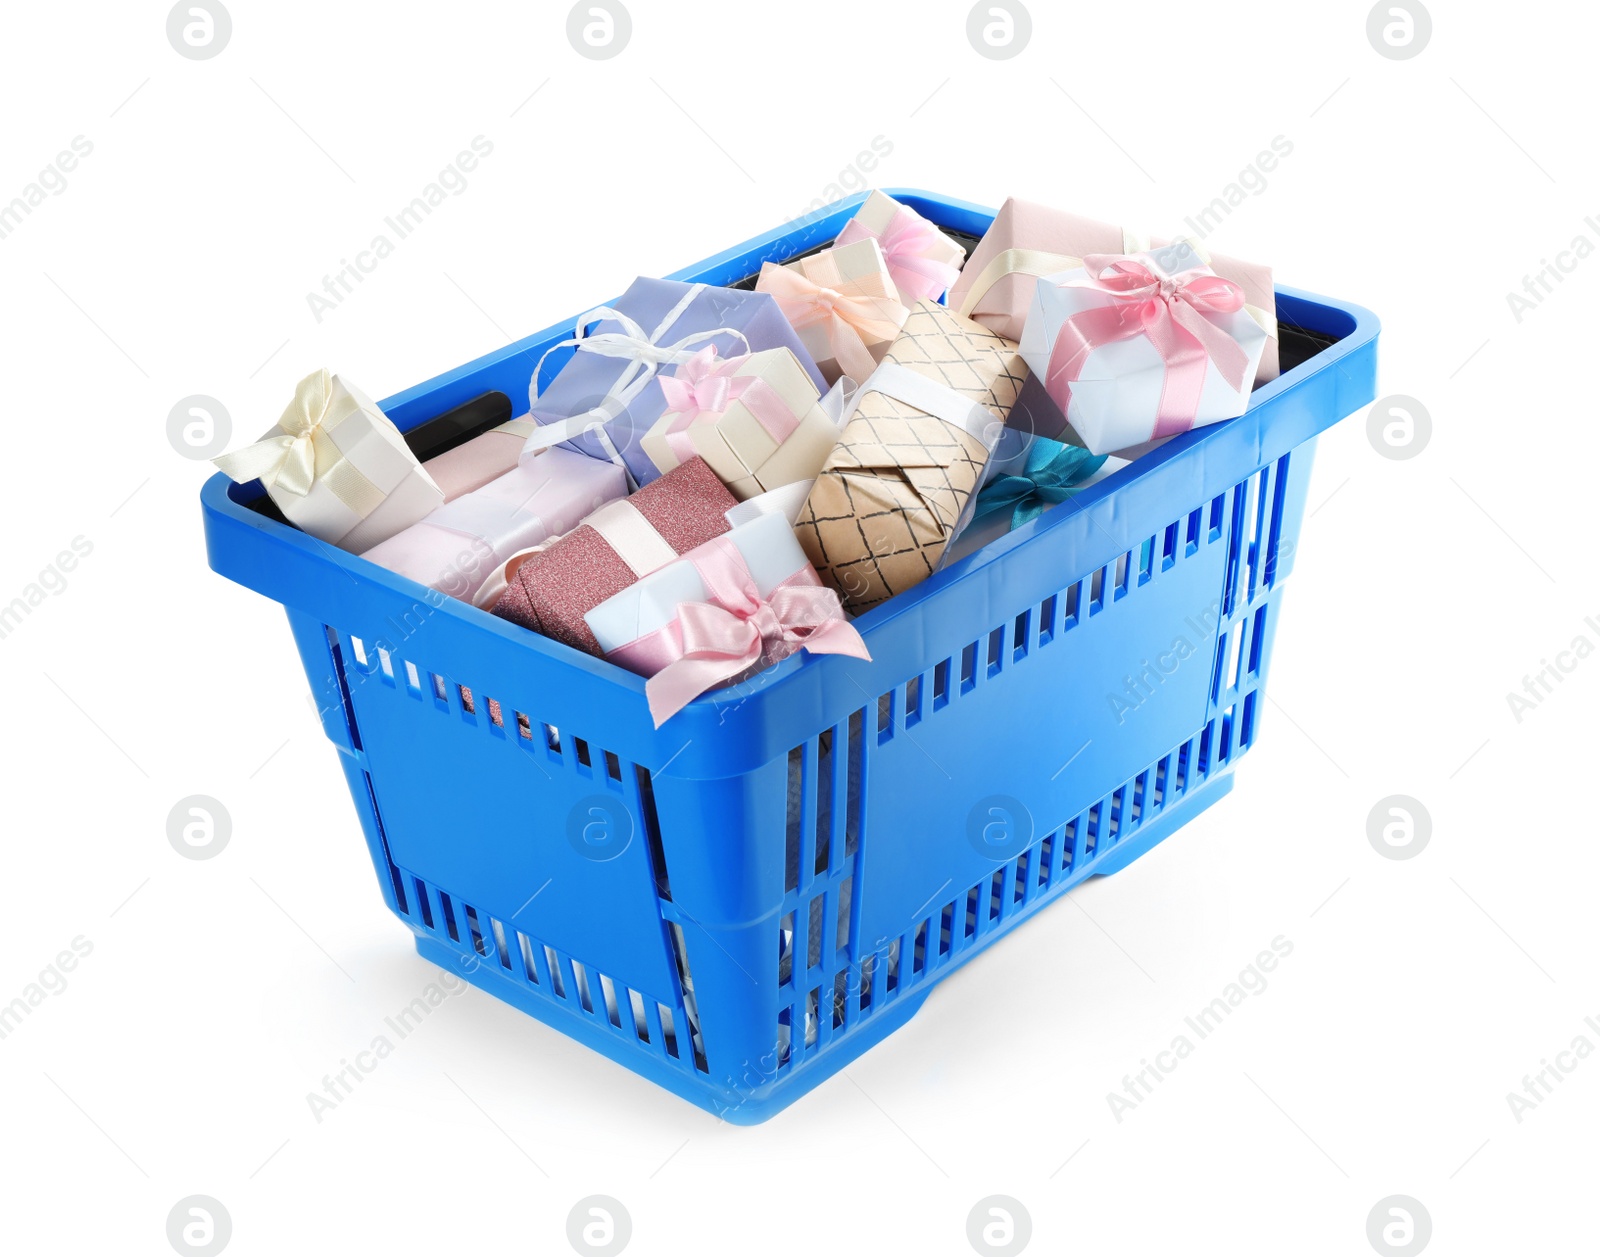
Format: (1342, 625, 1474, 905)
(491, 456, 737, 656)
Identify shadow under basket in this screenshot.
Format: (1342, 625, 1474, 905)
(202, 190, 1379, 1123)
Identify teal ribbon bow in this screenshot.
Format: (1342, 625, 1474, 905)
(973, 438, 1108, 530)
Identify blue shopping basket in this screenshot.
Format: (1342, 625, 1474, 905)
(202, 190, 1379, 1123)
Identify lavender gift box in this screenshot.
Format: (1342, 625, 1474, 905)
(525, 277, 828, 490)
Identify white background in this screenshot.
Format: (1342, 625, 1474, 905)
(1, 2, 1594, 1254)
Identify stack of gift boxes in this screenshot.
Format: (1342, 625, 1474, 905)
(215, 192, 1278, 726)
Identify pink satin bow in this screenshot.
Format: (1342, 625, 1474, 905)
(760, 266, 904, 382)
(837, 206, 962, 304)
(657, 346, 801, 465)
(611, 536, 870, 725)
(1044, 253, 1251, 440)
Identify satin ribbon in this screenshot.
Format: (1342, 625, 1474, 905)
(522, 283, 749, 482)
(973, 439, 1107, 530)
(212, 369, 387, 515)
(1045, 253, 1251, 441)
(612, 537, 869, 725)
(760, 265, 903, 383)
(657, 346, 802, 467)
(958, 235, 1278, 346)
(492, 416, 538, 441)
(860, 362, 1005, 447)
(955, 229, 1144, 320)
(837, 206, 962, 305)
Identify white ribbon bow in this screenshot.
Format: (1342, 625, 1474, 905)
(522, 283, 749, 482)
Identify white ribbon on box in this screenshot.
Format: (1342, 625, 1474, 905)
(520, 283, 749, 487)
(212, 369, 444, 551)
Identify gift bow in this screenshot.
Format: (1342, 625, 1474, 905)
(641, 539, 869, 724)
(212, 369, 383, 513)
(760, 266, 903, 382)
(657, 346, 801, 466)
(974, 439, 1107, 530)
(522, 284, 748, 481)
(1046, 253, 1251, 441)
(838, 206, 962, 305)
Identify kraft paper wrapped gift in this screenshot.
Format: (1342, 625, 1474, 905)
(793, 300, 1027, 613)
(492, 456, 738, 655)
(639, 346, 842, 500)
(585, 512, 870, 726)
(522, 278, 827, 490)
(1018, 243, 1268, 455)
(212, 369, 444, 551)
(948, 196, 1279, 385)
(359, 446, 628, 602)
(834, 190, 967, 307)
(756, 237, 909, 385)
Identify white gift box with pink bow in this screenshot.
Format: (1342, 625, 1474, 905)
(585, 512, 869, 726)
(1018, 241, 1268, 456)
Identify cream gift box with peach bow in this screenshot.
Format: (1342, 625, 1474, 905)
(212, 369, 444, 551)
(756, 237, 909, 385)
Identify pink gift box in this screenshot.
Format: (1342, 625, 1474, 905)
(359, 447, 627, 603)
(948, 197, 1279, 384)
(421, 419, 534, 502)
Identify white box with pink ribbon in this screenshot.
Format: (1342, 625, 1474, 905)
(1018, 241, 1269, 456)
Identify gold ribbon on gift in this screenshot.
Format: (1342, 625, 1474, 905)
(213, 369, 387, 516)
(958, 233, 1278, 344)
